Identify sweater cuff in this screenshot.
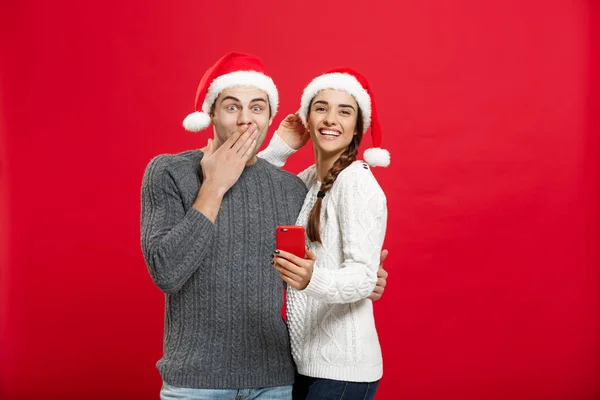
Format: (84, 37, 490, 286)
(257, 131, 297, 168)
(301, 266, 331, 300)
(185, 207, 216, 232)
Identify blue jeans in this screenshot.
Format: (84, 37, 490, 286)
(292, 374, 379, 400)
(160, 382, 292, 400)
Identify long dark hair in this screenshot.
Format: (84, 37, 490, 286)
(306, 101, 365, 243)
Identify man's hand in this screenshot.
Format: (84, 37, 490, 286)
(200, 123, 259, 195)
(369, 249, 388, 301)
(192, 123, 258, 222)
(276, 114, 310, 150)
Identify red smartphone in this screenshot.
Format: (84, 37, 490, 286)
(276, 225, 306, 258)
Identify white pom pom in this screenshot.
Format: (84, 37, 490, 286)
(183, 111, 211, 132)
(364, 147, 390, 167)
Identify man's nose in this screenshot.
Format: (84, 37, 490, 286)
(238, 108, 253, 125)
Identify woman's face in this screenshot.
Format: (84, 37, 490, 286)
(307, 89, 359, 159)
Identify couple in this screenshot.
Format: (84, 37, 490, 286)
(141, 52, 390, 400)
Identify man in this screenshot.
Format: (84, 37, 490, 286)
(141, 52, 387, 400)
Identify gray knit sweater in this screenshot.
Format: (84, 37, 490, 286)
(141, 150, 307, 389)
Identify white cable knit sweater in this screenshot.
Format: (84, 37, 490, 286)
(259, 134, 387, 382)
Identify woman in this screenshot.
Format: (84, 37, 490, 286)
(259, 68, 390, 400)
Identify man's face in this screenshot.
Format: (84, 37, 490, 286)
(210, 86, 272, 158)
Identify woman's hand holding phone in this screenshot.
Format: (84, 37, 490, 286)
(272, 247, 316, 291)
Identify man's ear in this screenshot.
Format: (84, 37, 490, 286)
(209, 101, 216, 122)
(268, 116, 274, 126)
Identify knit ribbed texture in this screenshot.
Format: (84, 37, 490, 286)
(141, 150, 307, 389)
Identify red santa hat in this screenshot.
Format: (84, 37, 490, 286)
(297, 68, 390, 167)
(183, 52, 279, 132)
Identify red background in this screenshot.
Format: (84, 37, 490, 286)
(1, 1, 599, 399)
